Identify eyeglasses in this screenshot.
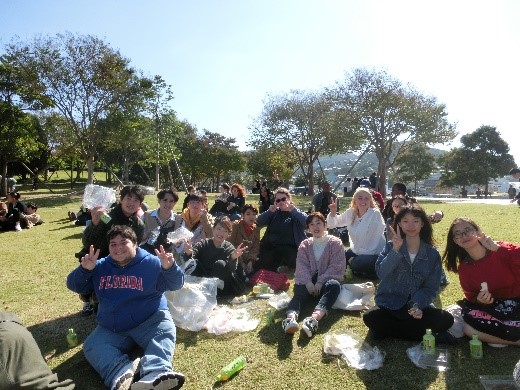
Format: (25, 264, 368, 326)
(275, 197, 287, 203)
(453, 227, 476, 240)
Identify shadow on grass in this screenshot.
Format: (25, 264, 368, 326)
(27, 311, 103, 388)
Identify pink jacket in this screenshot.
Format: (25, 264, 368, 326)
(294, 235, 346, 285)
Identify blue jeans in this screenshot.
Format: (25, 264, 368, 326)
(286, 279, 341, 317)
(345, 249, 378, 279)
(83, 309, 176, 388)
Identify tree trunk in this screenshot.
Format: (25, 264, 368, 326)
(86, 154, 95, 184)
(377, 155, 387, 198)
(1, 157, 8, 197)
(307, 163, 315, 196)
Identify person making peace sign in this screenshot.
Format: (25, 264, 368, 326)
(67, 225, 185, 390)
(362, 205, 454, 342)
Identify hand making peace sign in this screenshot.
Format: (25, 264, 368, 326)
(155, 245, 175, 270)
(389, 225, 403, 251)
(81, 245, 100, 271)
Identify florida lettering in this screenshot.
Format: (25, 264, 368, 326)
(98, 275, 143, 291)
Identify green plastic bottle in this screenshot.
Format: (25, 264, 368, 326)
(422, 329, 435, 355)
(344, 266, 353, 281)
(66, 328, 78, 348)
(216, 356, 246, 382)
(469, 334, 483, 359)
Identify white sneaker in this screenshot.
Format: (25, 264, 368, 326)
(15, 223, 22, 232)
(131, 370, 185, 390)
(282, 317, 299, 334)
(111, 358, 140, 390)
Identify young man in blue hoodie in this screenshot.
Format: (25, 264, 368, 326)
(67, 225, 185, 390)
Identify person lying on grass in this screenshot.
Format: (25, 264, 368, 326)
(443, 217, 520, 347)
(363, 205, 454, 343)
(282, 212, 345, 338)
(183, 216, 248, 297)
(66, 225, 185, 390)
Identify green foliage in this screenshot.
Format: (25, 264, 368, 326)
(245, 145, 295, 188)
(4, 33, 155, 184)
(439, 125, 515, 190)
(328, 68, 457, 193)
(393, 143, 436, 191)
(250, 89, 363, 195)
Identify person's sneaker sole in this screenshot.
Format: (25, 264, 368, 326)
(284, 323, 299, 334)
(302, 325, 313, 338)
(131, 372, 185, 390)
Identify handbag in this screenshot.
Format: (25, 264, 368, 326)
(250, 269, 290, 291)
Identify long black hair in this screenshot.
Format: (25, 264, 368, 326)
(393, 204, 434, 246)
(442, 217, 480, 273)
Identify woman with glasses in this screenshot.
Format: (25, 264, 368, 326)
(443, 217, 520, 347)
(254, 187, 308, 273)
(140, 189, 179, 253)
(327, 187, 385, 279)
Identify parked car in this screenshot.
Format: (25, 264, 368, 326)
(290, 186, 308, 195)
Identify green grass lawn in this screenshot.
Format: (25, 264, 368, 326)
(2, 187, 519, 389)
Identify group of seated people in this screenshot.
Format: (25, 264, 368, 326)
(65, 182, 520, 389)
(0, 191, 42, 232)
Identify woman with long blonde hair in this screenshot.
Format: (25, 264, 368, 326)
(327, 187, 385, 278)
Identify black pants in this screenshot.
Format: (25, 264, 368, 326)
(191, 259, 246, 297)
(254, 241, 297, 272)
(363, 305, 454, 341)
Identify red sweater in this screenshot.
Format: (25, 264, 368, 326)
(458, 241, 520, 302)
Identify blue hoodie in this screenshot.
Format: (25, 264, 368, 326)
(67, 248, 184, 332)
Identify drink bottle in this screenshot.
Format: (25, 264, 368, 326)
(216, 356, 246, 382)
(422, 329, 435, 355)
(67, 328, 78, 348)
(469, 334, 483, 359)
(344, 266, 353, 281)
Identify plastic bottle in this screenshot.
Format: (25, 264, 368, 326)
(265, 310, 275, 326)
(422, 329, 435, 355)
(344, 266, 353, 281)
(216, 356, 246, 382)
(67, 328, 78, 348)
(469, 334, 483, 359)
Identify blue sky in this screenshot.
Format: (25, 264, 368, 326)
(2, 0, 519, 163)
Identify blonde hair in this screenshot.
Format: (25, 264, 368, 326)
(273, 187, 292, 201)
(349, 188, 377, 223)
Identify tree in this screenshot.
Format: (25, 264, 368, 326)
(393, 143, 436, 194)
(4, 33, 152, 184)
(328, 68, 457, 194)
(198, 130, 245, 189)
(0, 61, 49, 195)
(249, 89, 363, 196)
(245, 145, 296, 189)
(439, 125, 516, 195)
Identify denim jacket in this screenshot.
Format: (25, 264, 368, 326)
(375, 240, 442, 310)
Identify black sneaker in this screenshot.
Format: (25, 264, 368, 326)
(81, 302, 94, 316)
(302, 317, 318, 338)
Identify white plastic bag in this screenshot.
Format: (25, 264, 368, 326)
(167, 226, 194, 245)
(323, 333, 385, 370)
(332, 282, 375, 311)
(83, 184, 116, 210)
(267, 292, 291, 310)
(444, 303, 465, 338)
(166, 275, 219, 331)
(205, 306, 259, 335)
